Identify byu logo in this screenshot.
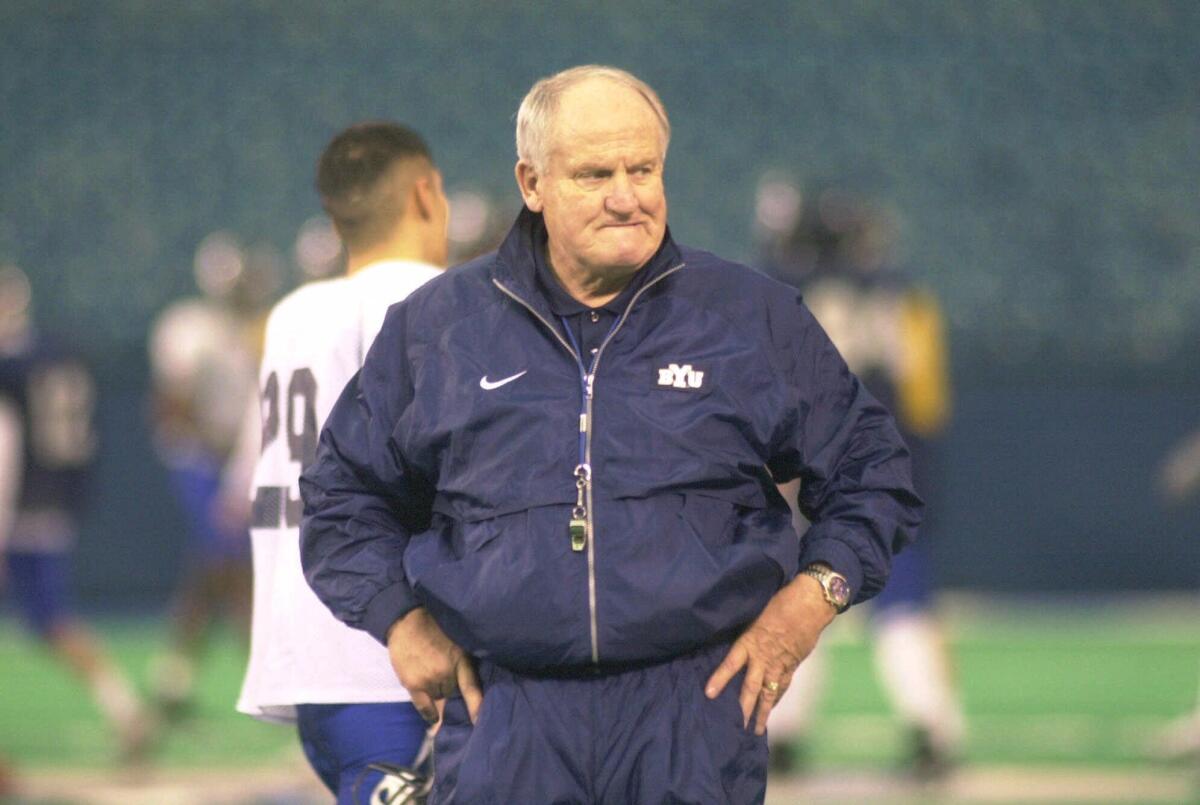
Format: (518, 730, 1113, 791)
(657, 363, 704, 390)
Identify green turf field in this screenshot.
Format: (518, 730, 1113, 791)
(812, 601, 1200, 768)
(1, 597, 1198, 802)
(0, 620, 293, 770)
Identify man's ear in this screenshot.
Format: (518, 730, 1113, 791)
(515, 161, 544, 212)
(412, 173, 438, 221)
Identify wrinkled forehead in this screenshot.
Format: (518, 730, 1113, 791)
(546, 79, 666, 160)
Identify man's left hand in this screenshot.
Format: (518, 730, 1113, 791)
(704, 573, 838, 735)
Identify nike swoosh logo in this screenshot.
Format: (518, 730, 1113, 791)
(480, 370, 527, 390)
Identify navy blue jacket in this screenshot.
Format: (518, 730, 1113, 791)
(300, 209, 921, 672)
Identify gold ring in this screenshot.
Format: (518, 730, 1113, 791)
(764, 680, 780, 694)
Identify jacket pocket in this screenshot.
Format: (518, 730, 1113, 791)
(457, 508, 518, 558)
(407, 503, 592, 670)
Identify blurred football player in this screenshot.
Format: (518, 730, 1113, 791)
(0, 264, 156, 760)
(236, 121, 448, 803)
(760, 185, 966, 778)
(0, 755, 13, 796)
(1154, 428, 1200, 761)
(146, 232, 275, 717)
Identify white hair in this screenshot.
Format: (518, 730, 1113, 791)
(515, 64, 671, 172)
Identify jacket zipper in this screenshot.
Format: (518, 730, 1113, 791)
(493, 262, 686, 664)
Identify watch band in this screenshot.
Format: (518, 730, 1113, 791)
(802, 562, 851, 614)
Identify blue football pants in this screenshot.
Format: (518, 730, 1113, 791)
(432, 642, 767, 804)
(296, 701, 428, 805)
(871, 538, 934, 614)
(4, 551, 73, 637)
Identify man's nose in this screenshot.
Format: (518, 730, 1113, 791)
(605, 170, 637, 214)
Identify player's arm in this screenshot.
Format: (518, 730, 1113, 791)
(0, 398, 24, 559)
(216, 392, 260, 534)
(1160, 427, 1200, 502)
(897, 289, 952, 438)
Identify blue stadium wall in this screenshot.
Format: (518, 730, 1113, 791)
(1, 1, 1197, 606)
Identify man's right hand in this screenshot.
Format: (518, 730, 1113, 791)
(386, 607, 482, 727)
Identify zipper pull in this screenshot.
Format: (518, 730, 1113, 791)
(586, 372, 595, 399)
(569, 464, 590, 552)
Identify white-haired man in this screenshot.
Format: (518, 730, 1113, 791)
(302, 65, 921, 803)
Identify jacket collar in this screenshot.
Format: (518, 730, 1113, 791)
(491, 207, 683, 315)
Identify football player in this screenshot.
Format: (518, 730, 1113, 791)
(236, 122, 448, 803)
(1154, 428, 1200, 761)
(146, 231, 267, 718)
(0, 264, 156, 760)
(761, 188, 965, 778)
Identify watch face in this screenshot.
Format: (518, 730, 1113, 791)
(828, 575, 851, 606)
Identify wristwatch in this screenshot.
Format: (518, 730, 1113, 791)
(801, 562, 851, 614)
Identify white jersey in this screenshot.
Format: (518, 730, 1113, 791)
(237, 260, 441, 723)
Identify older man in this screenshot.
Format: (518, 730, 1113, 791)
(301, 65, 921, 804)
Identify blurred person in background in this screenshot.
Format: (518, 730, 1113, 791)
(0, 264, 156, 761)
(759, 184, 966, 778)
(301, 65, 920, 803)
(1155, 428, 1200, 761)
(146, 233, 277, 719)
(237, 121, 449, 803)
(0, 755, 12, 796)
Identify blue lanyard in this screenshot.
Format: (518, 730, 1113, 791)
(559, 313, 618, 465)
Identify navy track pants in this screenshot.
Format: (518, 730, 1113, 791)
(431, 642, 767, 804)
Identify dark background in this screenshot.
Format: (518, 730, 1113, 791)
(1, 1, 1197, 605)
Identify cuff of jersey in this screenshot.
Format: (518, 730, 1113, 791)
(798, 538, 863, 607)
(363, 581, 420, 645)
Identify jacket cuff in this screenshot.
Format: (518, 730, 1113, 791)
(798, 539, 865, 607)
(362, 581, 421, 645)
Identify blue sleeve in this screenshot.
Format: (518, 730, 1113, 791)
(299, 305, 434, 645)
(767, 293, 923, 605)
